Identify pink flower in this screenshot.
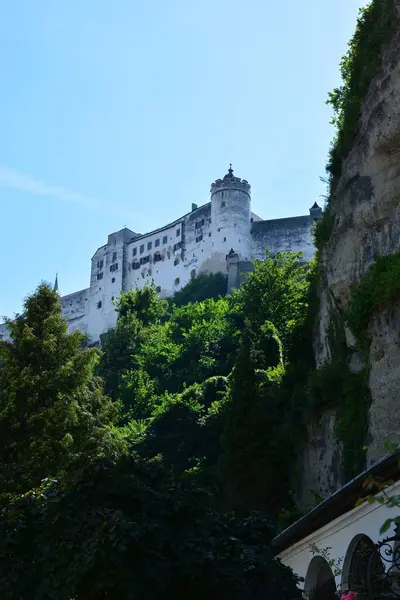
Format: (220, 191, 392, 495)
(341, 593, 357, 600)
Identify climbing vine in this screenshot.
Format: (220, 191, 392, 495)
(316, 0, 398, 251)
(307, 299, 371, 481)
(326, 0, 397, 179)
(347, 253, 400, 345)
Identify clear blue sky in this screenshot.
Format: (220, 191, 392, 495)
(1, 0, 365, 318)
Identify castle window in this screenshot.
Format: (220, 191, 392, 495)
(154, 252, 162, 263)
(174, 258, 179, 266)
(147, 241, 152, 250)
(174, 277, 180, 286)
(97, 272, 103, 280)
(196, 234, 203, 243)
(110, 263, 118, 272)
(132, 247, 137, 257)
(112, 277, 115, 283)
(209, 232, 211, 237)
(132, 261, 140, 270)
(176, 228, 180, 237)
(163, 235, 168, 244)
(140, 244, 144, 254)
(221, 201, 226, 207)
(97, 259, 104, 269)
(223, 237, 226, 242)
(156, 286, 161, 293)
(112, 251, 117, 262)
(201, 218, 204, 227)
(191, 269, 196, 279)
(97, 301, 102, 309)
(250, 218, 254, 223)
(155, 238, 160, 247)
(217, 228, 221, 232)
(111, 296, 114, 301)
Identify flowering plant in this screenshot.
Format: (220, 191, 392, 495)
(341, 593, 357, 600)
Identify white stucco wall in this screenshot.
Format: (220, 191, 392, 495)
(278, 480, 400, 594)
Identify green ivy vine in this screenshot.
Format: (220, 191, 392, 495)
(307, 298, 371, 481)
(316, 0, 398, 251)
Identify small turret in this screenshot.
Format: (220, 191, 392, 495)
(309, 202, 322, 221)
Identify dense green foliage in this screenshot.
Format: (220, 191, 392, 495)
(313, 208, 334, 252)
(347, 253, 400, 343)
(0, 453, 301, 600)
(326, 0, 397, 178)
(169, 271, 227, 307)
(0, 265, 310, 598)
(220, 328, 292, 515)
(307, 304, 371, 479)
(0, 284, 120, 493)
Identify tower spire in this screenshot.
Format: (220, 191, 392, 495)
(53, 273, 59, 293)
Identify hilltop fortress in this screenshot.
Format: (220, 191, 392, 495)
(1, 167, 320, 343)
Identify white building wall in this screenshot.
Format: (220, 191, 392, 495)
(125, 221, 185, 299)
(278, 480, 400, 595)
(61, 288, 89, 335)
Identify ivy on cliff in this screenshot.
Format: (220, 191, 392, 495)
(347, 253, 400, 344)
(315, 0, 398, 251)
(326, 0, 397, 179)
(307, 299, 371, 481)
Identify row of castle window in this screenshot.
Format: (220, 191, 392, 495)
(132, 245, 183, 270)
(132, 229, 181, 257)
(195, 219, 205, 229)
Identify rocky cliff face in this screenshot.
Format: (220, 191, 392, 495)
(299, 15, 400, 506)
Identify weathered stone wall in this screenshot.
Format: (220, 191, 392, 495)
(307, 18, 400, 498)
(251, 215, 315, 262)
(296, 412, 343, 509)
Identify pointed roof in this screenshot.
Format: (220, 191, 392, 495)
(223, 164, 234, 179)
(311, 201, 320, 209)
(53, 274, 59, 293)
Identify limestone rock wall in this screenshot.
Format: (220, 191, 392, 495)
(308, 16, 400, 494)
(296, 411, 342, 510)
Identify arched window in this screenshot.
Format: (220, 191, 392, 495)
(342, 534, 384, 598)
(304, 556, 337, 600)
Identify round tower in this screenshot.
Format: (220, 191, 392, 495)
(210, 165, 251, 272)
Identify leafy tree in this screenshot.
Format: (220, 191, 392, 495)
(232, 251, 309, 349)
(0, 283, 120, 493)
(0, 454, 302, 600)
(136, 376, 228, 473)
(220, 326, 295, 516)
(170, 272, 227, 307)
(119, 298, 238, 415)
(99, 284, 167, 403)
